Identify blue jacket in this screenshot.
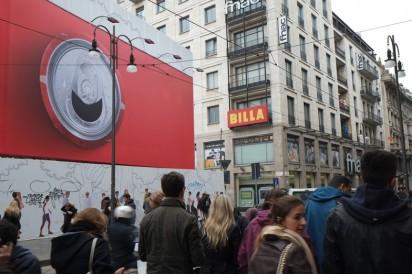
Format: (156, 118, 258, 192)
(11, 245, 41, 274)
(305, 186, 345, 271)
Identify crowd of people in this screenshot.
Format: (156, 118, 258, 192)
(1, 150, 412, 273)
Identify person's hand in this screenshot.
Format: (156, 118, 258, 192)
(114, 267, 125, 274)
(0, 243, 13, 266)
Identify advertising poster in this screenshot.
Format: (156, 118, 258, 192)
(319, 142, 328, 166)
(304, 139, 315, 164)
(332, 145, 340, 168)
(204, 141, 225, 168)
(287, 137, 299, 162)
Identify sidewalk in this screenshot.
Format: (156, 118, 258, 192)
(20, 236, 53, 266)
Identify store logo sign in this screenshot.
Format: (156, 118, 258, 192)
(278, 16, 288, 45)
(227, 105, 269, 128)
(225, 0, 261, 14)
(346, 153, 361, 175)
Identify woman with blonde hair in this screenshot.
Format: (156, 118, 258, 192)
(50, 208, 115, 274)
(201, 194, 241, 274)
(249, 195, 318, 274)
(3, 200, 21, 232)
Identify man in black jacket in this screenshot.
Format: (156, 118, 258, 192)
(323, 150, 412, 274)
(139, 171, 205, 274)
(108, 206, 138, 272)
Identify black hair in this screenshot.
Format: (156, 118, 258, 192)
(12, 192, 17, 199)
(329, 175, 352, 188)
(262, 189, 288, 210)
(123, 193, 130, 199)
(361, 150, 397, 187)
(270, 196, 304, 224)
(161, 171, 185, 198)
(0, 219, 18, 245)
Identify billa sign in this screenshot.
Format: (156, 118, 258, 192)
(228, 105, 269, 128)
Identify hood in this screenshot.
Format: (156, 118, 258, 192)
(309, 186, 346, 202)
(255, 209, 270, 226)
(51, 231, 94, 269)
(341, 184, 409, 224)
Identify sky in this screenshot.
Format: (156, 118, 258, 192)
(332, 0, 412, 89)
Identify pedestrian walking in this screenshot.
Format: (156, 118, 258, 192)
(39, 195, 53, 237)
(108, 206, 138, 273)
(139, 171, 205, 274)
(304, 175, 351, 271)
(50, 208, 115, 274)
(238, 189, 287, 274)
(323, 150, 412, 274)
(201, 195, 241, 274)
(60, 203, 77, 233)
(3, 200, 21, 233)
(0, 219, 41, 274)
(248, 196, 318, 274)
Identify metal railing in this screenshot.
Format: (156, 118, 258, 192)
(206, 48, 217, 57)
(305, 120, 311, 129)
(284, 42, 291, 52)
(342, 131, 352, 140)
(288, 115, 296, 126)
(228, 36, 267, 57)
(229, 69, 270, 91)
(336, 47, 346, 59)
(338, 77, 348, 87)
(323, 9, 328, 18)
(325, 38, 330, 48)
(319, 124, 325, 132)
(360, 87, 381, 101)
(357, 60, 379, 80)
(363, 112, 383, 125)
(339, 101, 350, 114)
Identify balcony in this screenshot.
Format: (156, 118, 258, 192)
(282, 3, 289, 17)
(360, 87, 381, 102)
(336, 47, 346, 60)
(337, 77, 348, 88)
(342, 131, 352, 140)
(305, 120, 311, 129)
(298, 16, 305, 29)
(303, 83, 309, 95)
(339, 101, 350, 114)
(366, 137, 384, 148)
(357, 56, 379, 80)
(228, 36, 268, 58)
(226, 0, 266, 25)
(363, 112, 383, 126)
(229, 72, 270, 93)
(288, 115, 296, 126)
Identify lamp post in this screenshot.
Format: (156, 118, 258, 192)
(182, 66, 204, 72)
(385, 35, 408, 191)
(89, 16, 154, 219)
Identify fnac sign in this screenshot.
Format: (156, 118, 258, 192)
(228, 105, 269, 128)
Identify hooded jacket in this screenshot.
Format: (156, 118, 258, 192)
(237, 209, 270, 274)
(50, 221, 114, 274)
(10, 245, 41, 274)
(305, 186, 346, 269)
(323, 184, 412, 274)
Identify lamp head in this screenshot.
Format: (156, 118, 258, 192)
(173, 54, 182, 60)
(144, 38, 155, 44)
(127, 54, 137, 73)
(398, 61, 406, 78)
(384, 49, 395, 68)
(88, 39, 100, 58)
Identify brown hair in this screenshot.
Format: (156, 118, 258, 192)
(270, 195, 304, 224)
(262, 189, 287, 210)
(150, 191, 165, 207)
(5, 200, 20, 218)
(72, 208, 107, 234)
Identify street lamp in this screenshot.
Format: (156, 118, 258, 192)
(385, 35, 409, 191)
(89, 16, 153, 219)
(183, 66, 204, 72)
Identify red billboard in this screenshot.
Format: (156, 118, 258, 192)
(0, 0, 195, 169)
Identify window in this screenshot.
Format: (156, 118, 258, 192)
(349, 46, 353, 65)
(324, 25, 330, 47)
(299, 35, 306, 61)
(282, 0, 289, 17)
(288, 97, 295, 126)
(322, 0, 327, 18)
(302, 69, 308, 95)
(331, 113, 336, 134)
(179, 0, 188, 3)
(351, 70, 356, 90)
(205, 38, 217, 57)
(207, 105, 219, 125)
(205, 5, 216, 24)
(354, 96, 358, 117)
(234, 25, 265, 50)
(332, 144, 339, 167)
(206, 71, 218, 90)
(287, 136, 300, 162)
(312, 15, 318, 38)
(136, 6, 144, 18)
(304, 103, 311, 128)
(314, 45, 320, 69)
(328, 83, 334, 107)
(304, 139, 315, 164)
(319, 142, 328, 166)
(311, 0, 316, 9)
(157, 25, 166, 33)
(235, 61, 267, 86)
(237, 97, 272, 114)
(326, 54, 332, 76)
(180, 16, 190, 33)
(285, 59, 293, 88)
(234, 135, 273, 165)
(318, 108, 324, 132)
(298, 3, 304, 28)
(316, 76, 322, 101)
(156, 0, 165, 13)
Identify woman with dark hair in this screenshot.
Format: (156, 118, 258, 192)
(249, 196, 317, 274)
(51, 208, 119, 274)
(238, 189, 287, 274)
(39, 196, 52, 237)
(201, 195, 241, 274)
(60, 203, 77, 233)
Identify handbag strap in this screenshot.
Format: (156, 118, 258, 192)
(88, 238, 98, 274)
(276, 243, 293, 274)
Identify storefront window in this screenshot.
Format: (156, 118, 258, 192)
(319, 142, 328, 166)
(234, 135, 273, 165)
(288, 171, 300, 188)
(320, 173, 329, 186)
(287, 136, 299, 162)
(332, 144, 340, 168)
(304, 139, 315, 164)
(306, 173, 315, 188)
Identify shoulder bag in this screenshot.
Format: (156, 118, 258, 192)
(86, 238, 98, 274)
(276, 243, 293, 274)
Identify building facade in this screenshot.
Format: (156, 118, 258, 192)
(117, 0, 387, 207)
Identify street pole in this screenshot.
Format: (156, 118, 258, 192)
(111, 24, 116, 222)
(388, 35, 409, 191)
